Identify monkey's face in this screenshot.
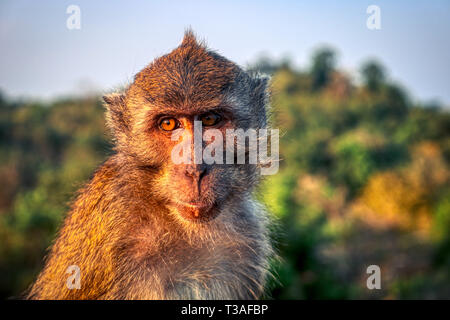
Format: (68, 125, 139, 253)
(140, 105, 255, 223)
(107, 95, 266, 223)
(103, 32, 268, 223)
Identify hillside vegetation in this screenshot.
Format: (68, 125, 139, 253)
(0, 49, 449, 299)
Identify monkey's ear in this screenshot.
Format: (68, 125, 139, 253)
(103, 93, 130, 140)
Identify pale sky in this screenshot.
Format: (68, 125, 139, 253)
(1, 0, 449, 106)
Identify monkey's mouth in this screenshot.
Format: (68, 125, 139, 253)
(178, 201, 208, 208)
(170, 200, 219, 222)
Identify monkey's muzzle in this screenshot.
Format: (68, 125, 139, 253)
(173, 201, 219, 222)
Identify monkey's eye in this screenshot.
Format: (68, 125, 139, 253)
(200, 112, 221, 126)
(159, 117, 179, 131)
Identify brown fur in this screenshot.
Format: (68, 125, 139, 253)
(26, 30, 273, 300)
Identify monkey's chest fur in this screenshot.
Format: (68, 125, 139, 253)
(27, 160, 272, 300)
(106, 202, 271, 300)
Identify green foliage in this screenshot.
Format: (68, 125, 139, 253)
(259, 48, 449, 299)
(331, 139, 374, 195)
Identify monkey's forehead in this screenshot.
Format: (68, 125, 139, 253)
(129, 36, 242, 108)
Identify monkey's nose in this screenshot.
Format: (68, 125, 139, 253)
(185, 164, 207, 181)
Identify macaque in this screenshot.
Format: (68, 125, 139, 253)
(26, 30, 273, 300)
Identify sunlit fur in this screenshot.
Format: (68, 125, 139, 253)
(26, 30, 273, 300)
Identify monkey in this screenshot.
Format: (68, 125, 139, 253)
(26, 30, 273, 300)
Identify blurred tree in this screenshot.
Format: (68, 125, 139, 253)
(310, 48, 336, 91)
(361, 60, 386, 92)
